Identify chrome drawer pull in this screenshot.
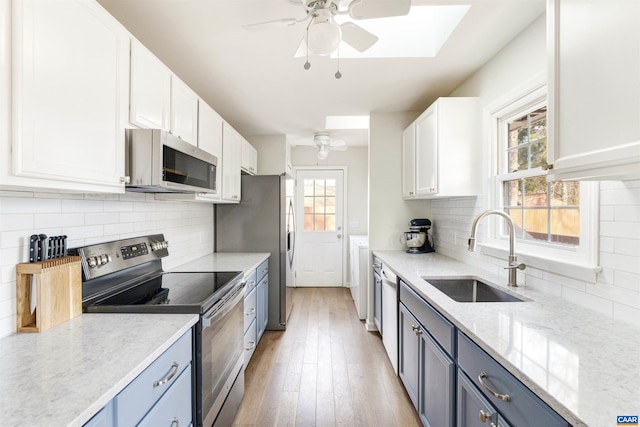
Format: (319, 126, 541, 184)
(153, 362, 179, 387)
(411, 324, 421, 336)
(245, 341, 256, 351)
(479, 409, 493, 423)
(478, 372, 511, 402)
(170, 417, 179, 427)
(246, 307, 255, 316)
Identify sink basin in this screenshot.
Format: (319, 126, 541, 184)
(422, 277, 527, 303)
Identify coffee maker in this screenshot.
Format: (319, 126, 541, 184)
(402, 218, 435, 254)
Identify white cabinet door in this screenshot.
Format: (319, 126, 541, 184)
(170, 76, 198, 146)
(129, 39, 171, 130)
(415, 106, 438, 197)
(408, 98, 480, 199)
(548, 0, 640, 181)
(221, 122, 241, 202)
(198, 100, 222, 200)
(8, 0, 129, 192)
(402, 123, 416, 199)
(241, 137, 257, 175)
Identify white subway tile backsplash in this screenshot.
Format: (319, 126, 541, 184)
(600, 252, 640, 275)
(613, 302, 640, 325)
(613, 270, 640, 292)
(586, 282, 640, 309)
(0, 190, 214, 339)
(600, 221, 640, 239)
(561, 287, 613, 316)
(614, 205, 640, 222)
(614, 238, 640, 256)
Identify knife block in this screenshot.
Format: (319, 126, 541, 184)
(15, 256, 82, 333)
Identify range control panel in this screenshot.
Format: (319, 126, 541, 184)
(74, 234, 169, 281)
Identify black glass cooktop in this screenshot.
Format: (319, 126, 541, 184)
(84, 271, 242, 314)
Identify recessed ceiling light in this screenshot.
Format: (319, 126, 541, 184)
(325, 115, 370, 129)
(294, 5, 471, 59)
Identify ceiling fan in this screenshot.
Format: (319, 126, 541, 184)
(244, 0, 411, 74)
(313, 132, 347, 160)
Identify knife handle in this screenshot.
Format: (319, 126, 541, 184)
(48, 237, 54, 259)
(38, 234, 47, 261)
(62, 235, 68, 257)
(29, 235, 38, 263)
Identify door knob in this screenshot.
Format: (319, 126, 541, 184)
(337, 234, 342, 239)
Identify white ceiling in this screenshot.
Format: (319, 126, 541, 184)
(98, 0, 545, 147)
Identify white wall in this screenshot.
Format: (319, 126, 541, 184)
(428, 14, 640, 325)
(291, 145, 369, 237)
(0, 191, 214, 338)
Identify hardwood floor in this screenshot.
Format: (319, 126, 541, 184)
(232, 287, 421, 427)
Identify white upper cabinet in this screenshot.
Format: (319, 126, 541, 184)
(170, 76, 198, 146)
(402, 123, 416, 199)
(221, 122, 242, 202)
(129, 39, 171, 130)
(241, 138, 257, 175)
(403, 97, 481, 199)
(3, 0, 129, 192)
(198, 99, 222, 199)
(547, 0, 640, 181)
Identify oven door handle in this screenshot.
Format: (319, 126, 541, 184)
(202, 281, 245, 329)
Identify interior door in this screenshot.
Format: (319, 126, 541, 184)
(295, 169, 344, 287)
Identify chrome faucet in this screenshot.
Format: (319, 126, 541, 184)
(468, 209, 526, 287)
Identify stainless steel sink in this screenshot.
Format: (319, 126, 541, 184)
(422, 276, 528, 303)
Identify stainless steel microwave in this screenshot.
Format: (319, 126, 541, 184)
(125, 129, 217, 194)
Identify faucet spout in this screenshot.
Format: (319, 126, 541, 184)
(468, 209, 526, 287)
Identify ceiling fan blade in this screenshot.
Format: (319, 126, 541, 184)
(243, 17, 302, 32)
(348, 0, 411, 20)
(329, 139, 346, 147)
(329, 145, 348, 151)
(340, 22, 378, 52)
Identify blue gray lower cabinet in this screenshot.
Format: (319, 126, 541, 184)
(397, 280, 570, 427)
(373, 268, 382, 333)
(83, 329, 193, 427)
(244, 258, 269, 366)
(399, 282, 455, 427)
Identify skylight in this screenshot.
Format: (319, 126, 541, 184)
(295, 5, 471, 59)
(325, 115, 369, 129)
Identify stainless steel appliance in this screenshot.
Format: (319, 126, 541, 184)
(75, 234, 244, 427)
(215, 174, 295, 330)
(125, 128, 218, 194)
(402, 218, 435, 253)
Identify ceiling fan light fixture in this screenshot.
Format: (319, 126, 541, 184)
(317, 146, 329, 160)
(308, 9, 341, 56)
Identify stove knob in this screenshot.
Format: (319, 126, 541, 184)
(87, 257, 98, 268)
(99, 254, 111, 265)
(162, 240, 169, 249)
(150, 242, 160, 251)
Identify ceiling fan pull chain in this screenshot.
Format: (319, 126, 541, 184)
(335, 46, 342, 79)
(304, 19, 312, 70)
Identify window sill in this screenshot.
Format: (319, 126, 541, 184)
(478, 242, 602, 283)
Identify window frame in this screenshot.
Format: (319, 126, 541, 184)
(483, 76, 601, 283)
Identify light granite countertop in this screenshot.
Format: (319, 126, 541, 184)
(0, 313, 198, 427)
(169, 252, 270, 274)
(373, 250, 640, 427)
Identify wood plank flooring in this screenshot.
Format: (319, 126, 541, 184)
(232, 287, 421, 427)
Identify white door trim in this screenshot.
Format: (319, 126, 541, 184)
(292, 166, 348, 287)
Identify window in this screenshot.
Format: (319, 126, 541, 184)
(485, 78, 600, 282)
(303, 179, 336, 231)
(499, 106, 581, 246)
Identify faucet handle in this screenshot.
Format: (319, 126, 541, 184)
(504, 263, 526, 271)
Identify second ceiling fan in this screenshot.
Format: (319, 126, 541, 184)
(244, 0, 411, 58)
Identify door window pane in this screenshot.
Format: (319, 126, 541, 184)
(302, 178, 336, 231)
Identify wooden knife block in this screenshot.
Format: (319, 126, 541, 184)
(16, 256, 82, 333)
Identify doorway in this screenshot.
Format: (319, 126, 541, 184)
(295, 168, 345, 287)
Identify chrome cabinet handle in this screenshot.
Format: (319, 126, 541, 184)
(120, 176, 130, 184)
(479, 409, 493, 423)
(478, 372, 511, 402)
(411, 324, 421, 335)
(170, 417, 179, 427)
(246, 307, 255, 316)
(245, 341, 256, 351)
(153, 362, 179, 387)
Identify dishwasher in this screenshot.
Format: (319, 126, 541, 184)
(380, 264, 398, 374)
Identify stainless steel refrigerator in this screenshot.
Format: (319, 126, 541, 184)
(215, 174, 295, 330)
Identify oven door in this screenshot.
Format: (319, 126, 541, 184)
(200, 282, 245, 427)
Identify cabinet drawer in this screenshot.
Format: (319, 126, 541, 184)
(257, 259, 269, 282)
(244, 268, 257, 293)
(138, 365, 193, 427)
(400, 281, 454, 356)
(244, 286, 257, 333)
(457, 332, 568, 427)
(244, 317, 258, 366)
(83, 401, 113, 427)
(116, 330, 192, 426)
